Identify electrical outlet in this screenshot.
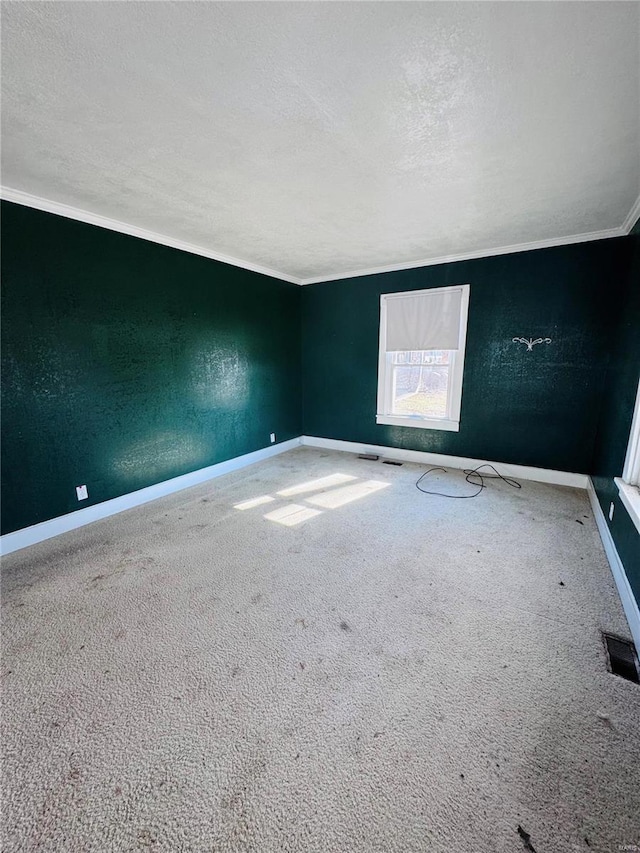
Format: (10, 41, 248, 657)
(609, 502, 615, 521)
(76, 485, 88, 501)
(270, 433, 276, 443)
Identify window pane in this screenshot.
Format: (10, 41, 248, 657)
(390, 350, 451, 418)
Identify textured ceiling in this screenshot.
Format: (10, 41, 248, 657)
(2, 1, 639, 283)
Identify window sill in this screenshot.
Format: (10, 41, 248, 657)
(376, 414, 460, 432)
(615, 478, 640, 535)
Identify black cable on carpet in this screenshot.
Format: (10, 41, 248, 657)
(415, 463, 521, 499)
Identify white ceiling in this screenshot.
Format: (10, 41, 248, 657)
(2, 2, 639, 284)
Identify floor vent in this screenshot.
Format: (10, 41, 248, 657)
(603, 633, 640, 684)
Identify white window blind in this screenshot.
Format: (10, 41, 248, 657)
(385, 288, 463, 352)
(377, 284, 470, 433)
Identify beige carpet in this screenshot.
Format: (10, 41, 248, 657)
(2, 447, 639, 852)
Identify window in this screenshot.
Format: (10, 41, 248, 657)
(376, 284, 470, 432)
(616, 377, 640, 533)
(622, 378, 640, 487)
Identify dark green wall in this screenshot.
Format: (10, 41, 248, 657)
(302, 239, 630, 474)
(3, 196, 638, 615)
(591, 218, 640, 605)
(1, 201, 301, 535)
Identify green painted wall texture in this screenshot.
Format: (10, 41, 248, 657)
(301, 239, 630, 474)
(2, 199, 638, 615)
(1, 201, 302, 535)
(591, 219, 640, 604)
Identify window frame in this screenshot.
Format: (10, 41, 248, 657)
(622, 377, 640, 486)
(376, 284, 470, 432)
(615, 376, 640, 533)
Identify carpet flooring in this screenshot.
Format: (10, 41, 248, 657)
(2, 447, 640, 852)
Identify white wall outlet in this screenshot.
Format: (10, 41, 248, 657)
(76, 485, 88, 501)
(608, 502, 615, 521)
(270, 433, 276, 443)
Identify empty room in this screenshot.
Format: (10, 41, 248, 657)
(2, 2, 640, 851)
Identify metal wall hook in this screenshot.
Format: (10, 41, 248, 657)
(512, 337, 552, 352)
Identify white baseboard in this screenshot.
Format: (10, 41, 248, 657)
(0, 437, 302, 556)
(587, 479, 640, 651)
(301, 435, 589, 489)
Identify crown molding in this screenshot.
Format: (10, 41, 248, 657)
(622, 192, 640, 234)
(3, 185, 636, 288)
(299, 225, 627, 285)
(0, 187, 303, 285)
